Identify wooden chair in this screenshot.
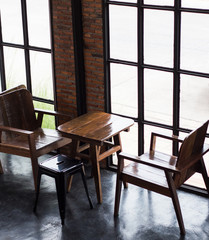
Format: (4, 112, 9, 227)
(0, 85, 72, 190)
(114, 120, 209, 235)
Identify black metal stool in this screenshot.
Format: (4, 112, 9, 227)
(33, 154, 93, 225)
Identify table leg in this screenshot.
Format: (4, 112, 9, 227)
(0, 160, 3, 174)
(90, 144, 102, 204)
(67, 139, 80, 192)
(113, 134, 128, 189)
(70, 139, 80, 158)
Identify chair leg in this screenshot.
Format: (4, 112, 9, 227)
(165, 172, 185, 235)
(113, 134, 128, 189)
(67, 175, 73, 192)
(0, 160, 3, 174)
(30, 156, 39, 192)
(114, 176, 123, 217)
(90, 145, 103, 204)
(80, 168, 93, 209)
(55, 173, 66, 225)
(33, 169, 42, 212)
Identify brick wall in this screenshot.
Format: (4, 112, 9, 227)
(52, 0, 77, 119)
(82, 0, 105, 112)
(52, 0, 105, 119)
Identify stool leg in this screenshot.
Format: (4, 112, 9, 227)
(80, 169, 93, 209)
(33, 169, 42, 212)
(55, 173, 66, 225)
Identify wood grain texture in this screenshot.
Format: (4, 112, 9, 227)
(0, 86, 72, 190)
(58, 112, 134, 145)
(114, 120, 209, 235)
(58, 111, 134, 203)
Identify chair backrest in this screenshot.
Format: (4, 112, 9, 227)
(0, 84, 26, 96)
(0, 87, 38, 131)
(174, 120, 209, 187)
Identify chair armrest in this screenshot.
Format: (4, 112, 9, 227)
(151, 131, 184, 142)
(119, 151, 181, 174)
(150, 131, 184, 152)
(0, 126, 36, 154)
(35, 108, 72, 127)
(0, 125, 34, 136)
(35, 108, 71, 118)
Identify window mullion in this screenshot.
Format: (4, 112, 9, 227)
(138, 0, 144, 155)
(104, 1, 111, 113)
(48, 0, 57, 112)
(21, 0, 32, 93)
(0, 14, 6, 91)
(173, 0, 181, 155)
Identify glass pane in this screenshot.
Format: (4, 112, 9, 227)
(1, 0, 23, 44)
(109, 5, 137, 62)
(26, 0, 51, 48)
(181, 13, 209, 74)
(144, 125, 172, 154)
(144, 0, 174, 6)
(33, 101, 55, 129)
(144, 9, 174, 68)
(30, 51, 53, 100)
(121, 122, 138, 154)
(144, 69, 173, 125)
(110, 63, 137, 118)
(180, 74, 209, 130)
(182, 0, 209, 9)
(4, 47, 26, 88)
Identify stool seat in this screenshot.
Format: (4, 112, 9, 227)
(33, 154, 93, 225)
(39, 155, 83, 173)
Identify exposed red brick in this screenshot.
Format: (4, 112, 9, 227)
(52, 0, 105, 116)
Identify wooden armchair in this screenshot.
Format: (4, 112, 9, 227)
(114, 120, 209, 235)
(0, 85, 72, 190)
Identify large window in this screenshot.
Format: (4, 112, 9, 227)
(0, 0, 55, 128)
(105, 0, 209, 190)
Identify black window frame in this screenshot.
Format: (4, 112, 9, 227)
(103, 0, 209, 195)
(0, 0, 56, 107)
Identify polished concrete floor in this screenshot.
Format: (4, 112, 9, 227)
(0, 153, 209, 240)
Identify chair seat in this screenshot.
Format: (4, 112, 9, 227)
(39, 154, 83, 173)
(114, 121, 209, 235)
(123, 162, 168, 188)
(123, 151, 177, 188)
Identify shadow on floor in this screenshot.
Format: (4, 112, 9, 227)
(0, 153, 209, 240)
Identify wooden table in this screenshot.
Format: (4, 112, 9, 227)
(58, 111, 134, 203)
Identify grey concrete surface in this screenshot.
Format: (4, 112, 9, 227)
(0, 153, 209, 240)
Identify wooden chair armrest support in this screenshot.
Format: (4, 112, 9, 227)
(35, 108, 72, 127)
(0, 125, 34, 136)
(119, 152, 181, 174)
(150, 131, 184, 152)
(0, 126, 35, 152)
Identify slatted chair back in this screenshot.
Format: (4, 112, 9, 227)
(0, 85, 72, 190)
(174, 120, 209, 187)
(0, 88, 38, 132)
